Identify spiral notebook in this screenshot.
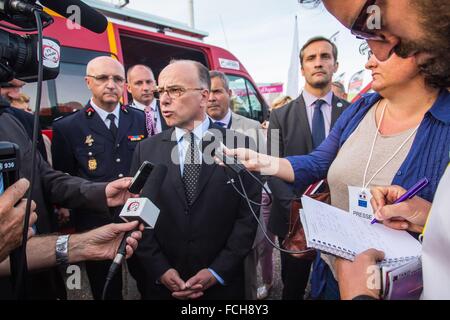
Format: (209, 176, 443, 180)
(300, 196, 422, 267)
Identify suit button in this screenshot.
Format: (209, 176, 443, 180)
(88, 152, 93, 156)
(116, 158, 121, 163)
(184, 209, 189, 215)
(117, 144, 120, 148)
(118, 174, 124, 178)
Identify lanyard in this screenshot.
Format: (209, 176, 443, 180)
(362, 101, 420, 190)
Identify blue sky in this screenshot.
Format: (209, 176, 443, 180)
(122, 0, 371, 91)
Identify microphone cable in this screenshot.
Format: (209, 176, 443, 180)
(225, 167, 315, 256)
(12, 8, 46, 299)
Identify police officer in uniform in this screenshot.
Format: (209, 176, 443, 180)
(51, 56, 147, 300)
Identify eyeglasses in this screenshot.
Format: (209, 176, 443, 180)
(350, 0, 384, 41)
(86, 74, 125, 85)
(154, 86, 205, 99)
(367, 50, 374, 61)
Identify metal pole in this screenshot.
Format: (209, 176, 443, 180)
(189, 0, 195, 28)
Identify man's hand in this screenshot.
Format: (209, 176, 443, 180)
(105, 177, 137, 207)
(70, 221, 143, 263)
(336, 249, 385, 300)
(0, 179, 37, 262)
(172, 268, 217, 300)
(371, 185, 431, 233)
(160, 268, 188, 295)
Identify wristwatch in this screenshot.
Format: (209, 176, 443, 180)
(55, 234, 70, 267)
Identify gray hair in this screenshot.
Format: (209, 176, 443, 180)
(169, 59, 211, 90)
(209, 70, 230, 92)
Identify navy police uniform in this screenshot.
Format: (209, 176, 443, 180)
(51, 101, 147, 300)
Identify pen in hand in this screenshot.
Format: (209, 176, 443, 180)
(370, 177, 429, 225)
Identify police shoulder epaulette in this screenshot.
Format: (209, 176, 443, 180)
(54, 109, 80, 122)
(85, 106, 96, 118)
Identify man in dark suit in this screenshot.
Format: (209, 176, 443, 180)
(127, 64, 169, 135)
(51, 56, 147, 300)
(129, 60, 260, 300)
(0, 80, 48, 161)
(0, 109, 137, 299)
(268, 36, 349, 300)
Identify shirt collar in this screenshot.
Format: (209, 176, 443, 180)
(132, 99, 157, 112)
(175, 115, 211, 143)
(90, 99, 120, 122)
(365, 90, 450, 125)
(428, 89, 450, 125)
(209, 108, 232, 126)
(302, 89, 333, 107)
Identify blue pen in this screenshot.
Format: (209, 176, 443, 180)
(370, 177, 429, 225)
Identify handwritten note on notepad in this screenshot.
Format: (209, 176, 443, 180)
(300, 196, 422, 267)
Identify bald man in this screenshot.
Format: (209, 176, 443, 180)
(51, 56, 147, 300)
(127, 64, 169, 136)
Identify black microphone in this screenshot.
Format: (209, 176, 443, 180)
(102, 164, 167, 300)
(39, 0, 108, 34)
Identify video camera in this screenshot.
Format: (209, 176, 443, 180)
(0, 141, 19, 192)
(0, 0, 107, 83)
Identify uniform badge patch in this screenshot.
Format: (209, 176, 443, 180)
(88, 158, 97, 171)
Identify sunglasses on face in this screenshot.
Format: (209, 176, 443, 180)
(350, 0, 384, 41)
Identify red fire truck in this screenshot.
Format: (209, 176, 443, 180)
(22, 0, 269, 130)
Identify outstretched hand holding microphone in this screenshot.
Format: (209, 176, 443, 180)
(103, 162, 168, 299)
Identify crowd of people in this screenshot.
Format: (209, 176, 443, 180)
(0, 0, 449, 300)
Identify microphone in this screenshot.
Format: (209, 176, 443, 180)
(39, 0, 108, 34)
(102, 164, 167, 299)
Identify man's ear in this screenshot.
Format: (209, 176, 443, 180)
(333, 61, 339, 74)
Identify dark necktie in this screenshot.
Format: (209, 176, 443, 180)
(311, 99, 326, 149)
(215, 121, 227, 128)
(107, 113, 118, 140)
(182, 132, 201, 205)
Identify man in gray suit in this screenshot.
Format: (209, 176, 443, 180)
(207, 70, 265, 299)
(267, 36, 349, 300)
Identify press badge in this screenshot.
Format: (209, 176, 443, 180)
(348, 186, 374, 221)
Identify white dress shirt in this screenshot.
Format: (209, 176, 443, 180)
(209, 108, 232, 128)
(174, 116, 210, 176)
(132, 99, 162, 133)
(90, 99, 120, 129)
(302, 89, 333, 137)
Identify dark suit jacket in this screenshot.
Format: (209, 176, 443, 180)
(51, 102, 147, 231)
(267, 93, 349, 237)
(130, 100, 170, 132)
(128, 123, 261, 300)
(0, 96, 48, 161)
(0, 112, 109, 299)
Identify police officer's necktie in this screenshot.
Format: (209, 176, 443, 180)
(182, 132, 201, 205)
(107, 113, 118, 140)
(311, 99, 326, 149)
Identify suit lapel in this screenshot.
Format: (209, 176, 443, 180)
(85, 104, 115, 143)
(116, 106, 132, 144)
(190, 121, 218, 205)
(162, 129, 188, 207)
(293, 95, 313, 153)
(331, 94, 344, 127)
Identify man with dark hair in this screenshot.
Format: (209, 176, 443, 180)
(300, 0, 450, 87)
(267, 36, 348, 300)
